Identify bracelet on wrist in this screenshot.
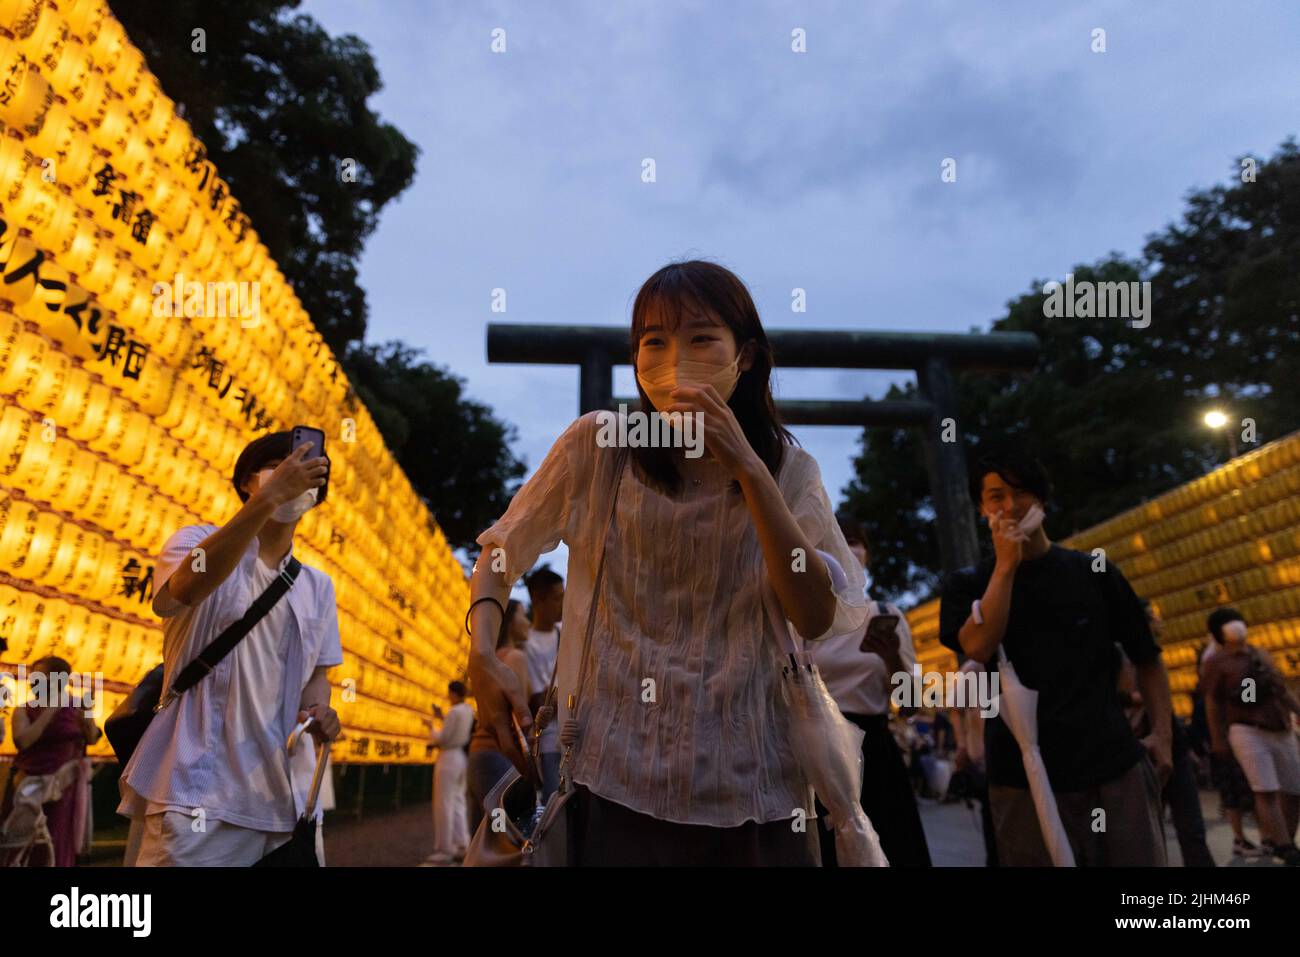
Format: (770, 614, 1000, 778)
(465, 596, 506, 638)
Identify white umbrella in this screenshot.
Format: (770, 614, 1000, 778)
(765, 560, 887, 868)
(996, 646, 1076, 866)
(782, 651, 889, 866)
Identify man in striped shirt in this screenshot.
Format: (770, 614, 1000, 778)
(119, 432, 343, 866)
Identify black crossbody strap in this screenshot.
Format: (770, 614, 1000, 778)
(169, 556, 303, 698)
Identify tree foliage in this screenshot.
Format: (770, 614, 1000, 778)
(843, 140, 1300, 600)
(112, 0, 527, 549)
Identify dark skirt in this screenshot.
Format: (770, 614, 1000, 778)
(568, 785, 821, 866)
(817, 712, 932, 867)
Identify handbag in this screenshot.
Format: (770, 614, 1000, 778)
(105, 557, 303, 766)
(464, 447, 628, 867)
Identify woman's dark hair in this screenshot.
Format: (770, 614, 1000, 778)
(448, 680, 468, 698)
(968, 451, 1051, 506)
(496, 598, 523, 651)
(629, 260, 795, 495)
(1206, 607, 1245, 644)
(232, 430, 329, 505)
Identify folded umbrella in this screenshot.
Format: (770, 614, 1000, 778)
(253, 718, 330, 867)
(765, 559, 887, 867)
(995, 646, 1075, 866)
(781, 650, 889, 866)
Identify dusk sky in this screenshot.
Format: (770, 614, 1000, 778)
(301, 0, 1298, 584)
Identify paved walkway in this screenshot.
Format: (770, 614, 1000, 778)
(83, 787, 1286, 867)
(918, 788, 1284, 868)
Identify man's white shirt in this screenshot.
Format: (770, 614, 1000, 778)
(524, 626, 560, 753)
(117, 524, 344, 832)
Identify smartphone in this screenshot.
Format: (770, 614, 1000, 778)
(1016, 503, 1045, 536)
(861, 614, 900, 653)
(291, 424, 325, 461)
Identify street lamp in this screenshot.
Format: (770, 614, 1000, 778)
(1203, 409, 1238, 458)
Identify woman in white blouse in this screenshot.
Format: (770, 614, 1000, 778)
(466, 260, 868, 865)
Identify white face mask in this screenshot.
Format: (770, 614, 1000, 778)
(636, 354, 742, 412)
(257, 469, 319, 523)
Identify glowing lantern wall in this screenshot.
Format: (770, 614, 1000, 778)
(0, 0, 468, 763)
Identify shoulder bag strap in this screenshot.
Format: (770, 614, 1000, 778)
(157, 556, 303, 711)
(547, 447, 627, 783)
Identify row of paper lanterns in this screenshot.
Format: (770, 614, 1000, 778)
(0, 0, 471, 747)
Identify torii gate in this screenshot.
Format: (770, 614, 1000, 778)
(486, 323, 1040, 578)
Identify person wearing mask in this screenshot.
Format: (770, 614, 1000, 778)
(521, 565, 564, 799)
(1201, 607, 1300, 866)
(427, 681, 474, 865)
(118, 432, 342, 866)
(809, 517, 931, 866)
(466, 600, 532, 835)
(939, 451, 1172, 866)
(467, 260, 867, 865)
(2, 657, 101, 866)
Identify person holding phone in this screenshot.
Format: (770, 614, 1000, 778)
(809, 517, 932, 866)
(118, 429, 343, 866)
(938, 451, 1173, 866)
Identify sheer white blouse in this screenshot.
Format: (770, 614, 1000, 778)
(475, 411, 868, 826)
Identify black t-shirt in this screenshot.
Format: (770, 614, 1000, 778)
(938, 545, 1160, 791)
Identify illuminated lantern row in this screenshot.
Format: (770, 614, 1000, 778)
(908, 430, 1300, 716)
(0, 0, 469, 762)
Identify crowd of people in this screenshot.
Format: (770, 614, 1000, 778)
(3, 260, 1298, 868)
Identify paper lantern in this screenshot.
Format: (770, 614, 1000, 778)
(0, 307, 23, 378)
(66, 377, 111, 443)
(0, 498, 57, 583)
(64, 519, 106, 595)
(0, 38, 54, 137)
(8, 418, 57, 496)
(0, 234, 42, 305)
(0, 331, 47, 404)
(92, 93, 130, 155)
(0, 0, 43, 37)
(48, 34, 91, 99)
(145, 88, 172, 144)
(0, 583, 41, 664)
(60, 0, 107, 44)
(31, 430, 76, 503)
(106, 41, 145, 100)
(39, 516, 84, 589)
(87, 12, 124, 77)
(63, 61, 105, 126)
(47, 602, 94, 666)
(61, 210, 100, 276)
(20, 337, 72, 412)
(20, 4, 72, 78)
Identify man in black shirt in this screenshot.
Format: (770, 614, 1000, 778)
(939, 452, 1173, 865)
